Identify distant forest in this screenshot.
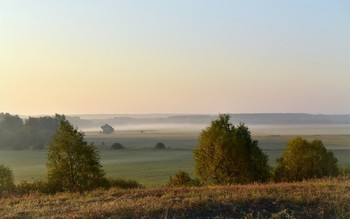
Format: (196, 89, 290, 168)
(0, 113, 65, 150)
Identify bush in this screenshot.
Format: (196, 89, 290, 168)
(110, 143, 125, 150)
(274, 137, 339, 182)
(103, 178, 143, 189)
(101, 124, 114, 134)
(14, 180, 55, 195)
(13, 178, 143, 195)
(0, 164, 15, 194)
(168, 170, 201, 187)
(155, 142, 166, 149)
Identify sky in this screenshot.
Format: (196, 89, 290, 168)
(1, 1, 349, 115)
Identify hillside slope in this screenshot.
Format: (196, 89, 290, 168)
(1, 178, 349, 218)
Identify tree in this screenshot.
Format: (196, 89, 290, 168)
(101, 124, 114, 134)
(47, 119, 105, 192)
(193, 114, 270, 184)
(0, 164, 14, 193)
(274, 137, 338, 182)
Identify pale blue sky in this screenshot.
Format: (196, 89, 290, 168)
(1, 1, 349, 115)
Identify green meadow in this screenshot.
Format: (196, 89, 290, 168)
(0, 125, 349, 187)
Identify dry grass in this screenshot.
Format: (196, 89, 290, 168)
(1, 178, 349, 218)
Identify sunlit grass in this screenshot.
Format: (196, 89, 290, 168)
(1, 178, 349, 218)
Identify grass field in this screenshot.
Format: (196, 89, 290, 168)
(0, 124, 349, 187)
(1, 178, 349, 218)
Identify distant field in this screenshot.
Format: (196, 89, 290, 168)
(0, 124, 349, 186)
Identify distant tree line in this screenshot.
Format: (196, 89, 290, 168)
(0, 113, 65, 150)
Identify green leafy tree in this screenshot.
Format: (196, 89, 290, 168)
(194, 114, 270, 184)
(0, 164, 15, 193)
(274, 137, 338, 182)
(47, 120, 105, 192)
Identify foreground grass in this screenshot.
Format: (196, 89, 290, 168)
(1, 178, 349, 218)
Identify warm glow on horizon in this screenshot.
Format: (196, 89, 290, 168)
(1, 1, 349, 115)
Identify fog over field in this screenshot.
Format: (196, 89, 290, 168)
(66, 113, 350, 135)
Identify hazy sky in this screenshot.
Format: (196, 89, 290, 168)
(1, 1, 349, 115)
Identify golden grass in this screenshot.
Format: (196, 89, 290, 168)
(1, 178, 349, 218)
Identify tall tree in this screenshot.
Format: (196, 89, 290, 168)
(47, 119, 105, 192)
(194, 114, 270, 184)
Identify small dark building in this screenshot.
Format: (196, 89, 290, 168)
(101, 124, 114, 134)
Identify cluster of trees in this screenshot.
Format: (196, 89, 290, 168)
(0, 113, 65, 150)
(180, 114, 339, 186)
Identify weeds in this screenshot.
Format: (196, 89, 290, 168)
(0, 178, 348, 218)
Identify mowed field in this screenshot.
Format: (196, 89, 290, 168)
(0, 124, 349, 187)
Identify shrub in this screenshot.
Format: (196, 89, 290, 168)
(14, 180, 55, 195)
(0, 164, 15, 194)
(101, 124, 114, 134)
(103, 178, 143, 189)
(155, 142, 166, 149)
(13, 178, 143, 195)
(110, 143, 125, 150)
(274, 137, 339, 182)
(168, 170, 200, 187)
